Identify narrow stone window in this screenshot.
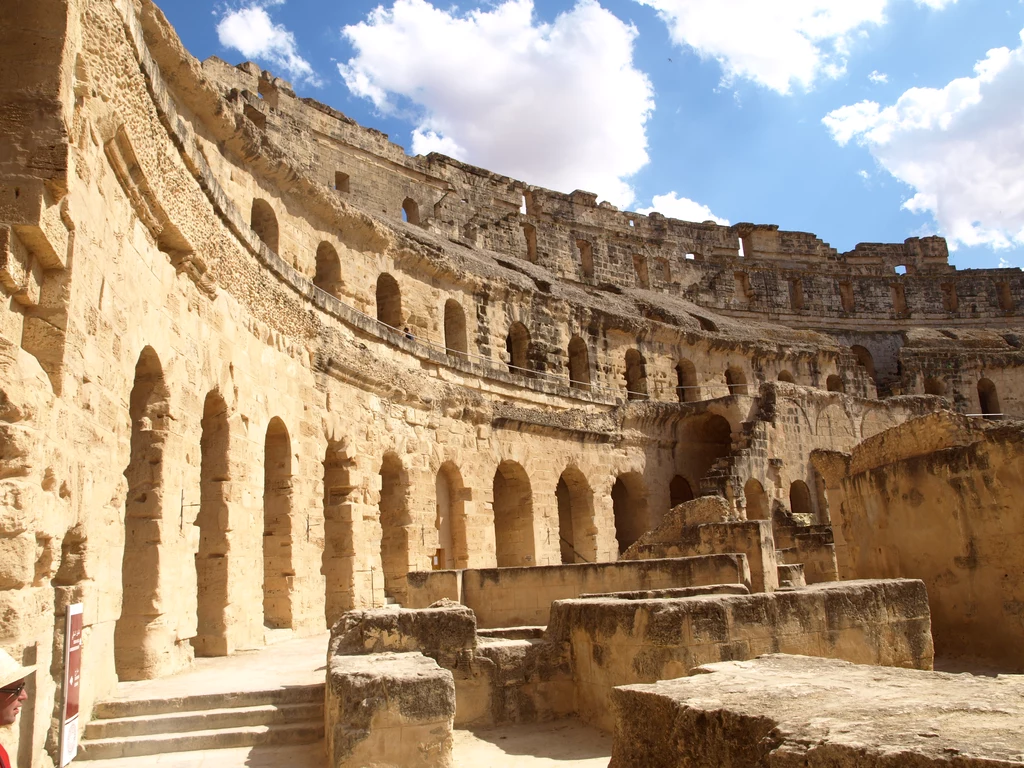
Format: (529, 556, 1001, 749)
(444, 299, 468, 357)
(839, 281, 855, 313)
(851, 345, 876, 383)
(734, 271, 752, 303)
(789, 278, 804, 310)
(402, 197, 420, 225)
(522, 223, 537, 263)
(941, 282, 959, 312)
(576, 239, 594, 279)
(997, 281, 1014, 312)
(725, 367, 748, 395)
(676, 359, 698, 402)
(632, 253, 649, 288)
(250, 198, 279, 253)
(334, 171, 350, 193)
(375, 273, 402, 329)
(978, 378, 1000, 419)
(924, 377, 946, 396)
(568, 335, 591, 390)
(789, 480, 813, 516)
(669, 475, 693, 508)
(891, 283, 908, 315)
(624, 349, 648, 400)
(315, 242, 341, 298)
(826, 375, 844, 393)
(506, 321, 531, 375)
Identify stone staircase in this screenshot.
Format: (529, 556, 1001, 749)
(77, 684, 325, 760)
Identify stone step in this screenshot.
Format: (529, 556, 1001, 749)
(92, 683, 324, 719)
(77, 721, 325, 761)
(84, 700, 324, 740)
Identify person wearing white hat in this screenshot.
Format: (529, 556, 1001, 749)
(0, 649, 34, 768)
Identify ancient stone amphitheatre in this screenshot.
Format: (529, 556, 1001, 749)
(1, 0, 1022, 766)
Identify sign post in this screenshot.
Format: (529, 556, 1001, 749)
(58, 603, 83, 766)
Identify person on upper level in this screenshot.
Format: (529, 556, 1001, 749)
(0, 649, 34, 768)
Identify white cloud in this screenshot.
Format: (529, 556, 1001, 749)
(633, 0, 956, 94)
(217, 4, 321, 86)
(868, 69, 889, 84)
(338, 0, 654, 208)
(857, 169, 870, 179)
(637, 192, 729, 225)
(822, 29, 1024, 251)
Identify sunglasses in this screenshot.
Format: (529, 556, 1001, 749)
(0, 683, 25, 696)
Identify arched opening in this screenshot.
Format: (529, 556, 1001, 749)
(493, 461, 535, 567)
(576, 239, 594, 278)
(789, 480, 812, 517)
(568, 336, 590, 390)
(679, 413, 734, 485)
(250, 198, 279, 253)
(322, 441, 355, 628)
(379, 453, 410, 600)
(194, 391, 230, 657)
(435, 463, 469, 570)
(851, 345, 876, 383)
(116, 347, 170, 680)
(263, 417, 294, 629)
(924, 377, 947, 397)
(978, 378, 1001, 419)
(675, 359, 698, 403)
(725, 367, 748, 395)
(826, 375, 844, 393)
(314, 242, 341, 298)
(744, 478, 769, 520)
(444, 299, 468, 357)
(632, 254, 649, 288)
(506, 321, 531, 375)
(669, 475, 693, 508)
(401, 197, 420, 225)
(624, 349, 648, 400)
(613, 473, 649, 554)
(556, 468, 596, 564)
(778, 370, 795, 384)
(376, 273, 402, 329)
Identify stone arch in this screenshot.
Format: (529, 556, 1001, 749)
(444, 299, 468, 357)
(744, 478, 769, 520)
(851, 345, 876, 382)
(402, 197, 420, 225)
(493, 460, 535, 567)
(322, 441, 355, 628)
(194, 390, 231, 656)
(816, 404, 857, 446)
(725, 366, 748, 395)
(613, 472, 649, 554)
(624, 349, 648, 400)
(250, 198, 279, 253)
(116, 347, 171, 681)
(556, 466, 596, 564)
(314, 242, 341, 298)
(676, 359, 699, 402)
(826, 375, 844, 393)
(789, 480, 812, 517)
(778, 370, 795, 383)
(924, 377, 947, 396)
(978, 378, 1000, 419)
(436, 462, 469, 570)
(669, 475, 694, 508)
(568, 335, 590, 390)
(506, 321, 531, 374)
(379, 452, 411, 600)
(679, 413, 734, 485)
(376, 273, 402, 328)
(263, 417, 295, 629)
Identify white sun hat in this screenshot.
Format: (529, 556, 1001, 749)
(0, 649, 34, 690)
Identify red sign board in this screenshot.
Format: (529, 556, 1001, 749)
(59, 603, 83, 766)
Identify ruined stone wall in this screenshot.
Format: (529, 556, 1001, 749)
(830, 414, 1024, 670)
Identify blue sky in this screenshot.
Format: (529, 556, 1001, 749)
(164, 0, 1024, 269)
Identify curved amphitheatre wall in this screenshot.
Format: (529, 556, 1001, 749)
(0, 0, 1021, 762)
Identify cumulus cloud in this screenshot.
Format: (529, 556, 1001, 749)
(217, 3, 321, 86)
(822, 29, 1024, 250)
(868, 69, 889, 84)
(633, 0, 954, 94)
(338, 0, 654, 208)
(637, 192, 729, 225)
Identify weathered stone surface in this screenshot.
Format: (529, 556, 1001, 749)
(326, 652, 454, 768)
(611, 654, 1024, 767)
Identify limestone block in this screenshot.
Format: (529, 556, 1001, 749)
(0, 533, 37, 588)
(326, 652, 454, 768)
(611, 654, 1024, 767)
(329, 604, 477, 668)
